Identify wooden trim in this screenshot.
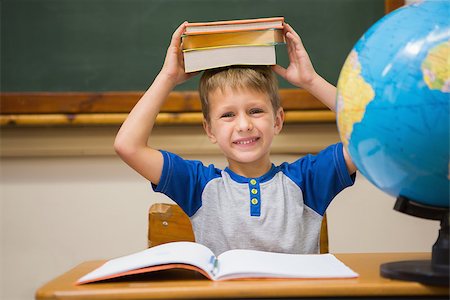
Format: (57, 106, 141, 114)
(0, 89, 334, 126)
(0, 89, 326, 114)
(0, 111, 335, 127)
(385, 0, 405, 14)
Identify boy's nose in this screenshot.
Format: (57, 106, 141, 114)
(237, 115, 253, 132)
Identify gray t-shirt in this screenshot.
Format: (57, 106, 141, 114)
(153, 143, 355, 255)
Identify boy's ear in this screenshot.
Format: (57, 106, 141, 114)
(274, 107, 285, 135)
(203, 119, 217, 144)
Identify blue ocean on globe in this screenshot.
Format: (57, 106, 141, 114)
(336, 0, 449, 207)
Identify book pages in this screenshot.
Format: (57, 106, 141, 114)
(216, 249, 359, 280)
(77, 242, 215, 284)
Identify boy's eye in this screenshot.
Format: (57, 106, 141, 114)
(249, 108, 264, 114)
(221, 112, 234, 118)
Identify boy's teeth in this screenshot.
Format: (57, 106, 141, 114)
(236, 138, 257, 144)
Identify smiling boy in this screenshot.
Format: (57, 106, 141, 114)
(200, 66, 283, 178)
(114, 22, 357, 255)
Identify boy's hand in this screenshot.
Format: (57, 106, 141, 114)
(160, 22, 198, 86)
(272, 22, 337, 111)
(272, 23, 317, 89)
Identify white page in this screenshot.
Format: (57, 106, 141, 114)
(216, 250, 358, 280)
(78, 242, 215, 283)
(183, 45, 276, 73)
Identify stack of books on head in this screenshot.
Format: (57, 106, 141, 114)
(182, 17, 285, 73)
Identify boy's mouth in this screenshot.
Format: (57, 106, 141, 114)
(233, 137, 260, 145)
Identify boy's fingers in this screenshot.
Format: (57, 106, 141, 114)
(287, 32, 305, 57)
(170, 21, 187, 46)
(285, 23, 301, 40)
(271, 65, 287, 79)
(285, 33, 299, 64)
(285, 24, 306, 52)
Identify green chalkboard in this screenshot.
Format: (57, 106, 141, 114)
(1, 0, 384, 92)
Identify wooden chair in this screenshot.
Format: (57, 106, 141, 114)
(148, 203, 329, 253)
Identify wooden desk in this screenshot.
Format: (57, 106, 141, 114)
(36, 253, 449, 300)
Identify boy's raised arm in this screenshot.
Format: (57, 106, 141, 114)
(114, 22, 197, 184)
(272, 23, 357, 175)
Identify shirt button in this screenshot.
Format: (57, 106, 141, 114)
(251, 198, 258, 205)
(251, 188, 258, 194)
(250, 179, 257, 185)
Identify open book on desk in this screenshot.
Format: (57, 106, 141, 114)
(77, 241, 358, 284)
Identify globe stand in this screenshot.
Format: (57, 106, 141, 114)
(380, 196, 449, 286)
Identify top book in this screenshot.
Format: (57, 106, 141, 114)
(185, 17, 284, 35)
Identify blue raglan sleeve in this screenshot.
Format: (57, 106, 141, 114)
(151, 150, 219, 217)
(287, 143, 355, 216)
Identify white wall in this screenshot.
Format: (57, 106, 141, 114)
(0, 124, 439, 300)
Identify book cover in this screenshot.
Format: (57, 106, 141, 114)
(77, 242, 359, 284)
(185, 17, 284, 35)
(182, 29, 285, 51)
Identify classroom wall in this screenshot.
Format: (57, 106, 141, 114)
(0, 124, 439, 300)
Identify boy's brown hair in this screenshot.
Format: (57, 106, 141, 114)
(199, 66, 280, 123)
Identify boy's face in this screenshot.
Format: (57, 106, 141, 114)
(203, 86, 284, 175)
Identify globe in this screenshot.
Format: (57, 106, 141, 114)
(336, 0, 449, 208)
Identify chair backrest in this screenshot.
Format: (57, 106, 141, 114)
(148, 203, 195, 247)
(148, 203, 329, 253)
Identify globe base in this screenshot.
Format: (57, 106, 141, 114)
(380, 196, 449, 286)
(380, 260, 448, 286)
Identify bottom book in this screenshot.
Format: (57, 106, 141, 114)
(183, 45, 276, 73)
(77, 241, 359, 284)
